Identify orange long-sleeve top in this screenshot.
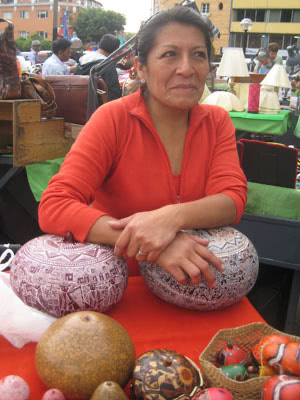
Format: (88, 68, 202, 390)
(39, 89, 247, 247)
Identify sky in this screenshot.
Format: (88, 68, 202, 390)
(100, 0, 152, 33)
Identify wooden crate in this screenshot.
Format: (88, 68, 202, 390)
(0, 99, 75, 166)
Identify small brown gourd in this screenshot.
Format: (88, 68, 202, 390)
(90, 381, 128, 400)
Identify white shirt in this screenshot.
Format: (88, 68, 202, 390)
(42, 54, 69, 77)
(28, 48, 39, 65)
(79, 51, 106, 65)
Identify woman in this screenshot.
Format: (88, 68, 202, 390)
(39, 6, 247, 288)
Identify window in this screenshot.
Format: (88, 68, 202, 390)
(3, 11, 12, 19)
(233, 9, 266, 23)
(268, 35, 283, 49)
(256, 10, 266, 22)
(281, 10, 292, 23)
(235, 9, 245, 21)
(201, 3, 210, 15)
(248, 33, 262, 49)
(37, 31, 48, 39)
(37, 10, 48, 18)
(268, 10, 280, 22)
(19, 10, 29, 18)
(293, 10, 300, 23)
(245, 9, 256, 21)
(19, 31, 29, 38)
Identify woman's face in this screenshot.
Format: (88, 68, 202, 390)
(137, 23, 209, 112)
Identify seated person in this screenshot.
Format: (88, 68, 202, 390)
(39, 6, 247, 285)
(75, 34, 122, 101)
(42, 39, 77, 77)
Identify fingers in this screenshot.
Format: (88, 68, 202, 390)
(114, 229, 131, 258)
(108, 217, 131, 230)
(167, 266, 189, 286)
(190, 235, 209, 247)
(187, 253, 216, 287)
(156, 235, 225, 288)
(194, 245, 225, 273)
(135, 248, 149, 262)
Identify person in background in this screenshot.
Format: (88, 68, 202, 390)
(117, 29, 126, 45)
(42, 39, 76, 77)
(254, 49, 274, 73)
(268, 42, 283, 65)
(78, 34, 120, 66)
(76, 34, 121, 101)
(28, 40, 41, 65)
(39, 6, 247, 286)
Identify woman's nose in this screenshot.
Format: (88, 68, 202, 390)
(177, 55, 194, 76)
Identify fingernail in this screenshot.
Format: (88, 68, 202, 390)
(220, 264, 225, 271)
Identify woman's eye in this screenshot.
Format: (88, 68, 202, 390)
(161, 51, 175, 58)
(194, 51, 207, 59)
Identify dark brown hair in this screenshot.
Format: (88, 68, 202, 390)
(137, 5, 212, 65)
(268, 42, 279, 53)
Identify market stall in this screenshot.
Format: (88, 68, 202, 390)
(0, 276, 264, 399)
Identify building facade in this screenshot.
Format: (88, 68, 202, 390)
(0, 0, 102, 41)
(230, 0, 300, 53)
(154, 0, 300, 56)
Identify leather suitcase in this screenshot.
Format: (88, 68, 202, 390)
(45, 75, 108, 125)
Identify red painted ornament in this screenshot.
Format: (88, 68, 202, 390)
(216, 341, 247, 366)
(192, 387, 234, 400)
(261, 375, 300, 400)
(252, 334, 292, 366)
(263, 342, 300, 375)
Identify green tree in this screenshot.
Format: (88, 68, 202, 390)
(74, 8, 126, 45)
(16, 34, 52, 51)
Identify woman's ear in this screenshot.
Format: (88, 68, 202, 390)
(135, 56, 146, 82)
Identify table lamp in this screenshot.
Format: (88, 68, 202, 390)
(259, 64, 291, 114)
(216, 48, 249, 94)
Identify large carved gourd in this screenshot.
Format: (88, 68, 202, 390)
(140, 227, 259, 311)
(10, 234, 128, 317)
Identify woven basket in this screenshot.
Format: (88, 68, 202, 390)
(199, 322, 300, 400)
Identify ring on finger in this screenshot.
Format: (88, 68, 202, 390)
(137, 249, 148, 256)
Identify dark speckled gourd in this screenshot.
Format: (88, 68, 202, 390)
(35, 311, 135, 400)
(90, 381, 129, 400)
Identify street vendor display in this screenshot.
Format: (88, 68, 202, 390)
(0, 273, 270, 400)
(0, 6, 272, 400)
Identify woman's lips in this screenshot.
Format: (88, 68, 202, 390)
(171, 85, 196, 91)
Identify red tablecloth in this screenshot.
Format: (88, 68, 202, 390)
(0, 277, 264, 399)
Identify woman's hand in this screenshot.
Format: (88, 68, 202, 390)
(154, 231, 224, 287)
(108, 206, 180, 263)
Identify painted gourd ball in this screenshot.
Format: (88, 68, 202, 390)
(35, 311, 135, 400)
(131, 348, 202, 400)
(10, 234, 128, 318)
(139, 227, 259, 311)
